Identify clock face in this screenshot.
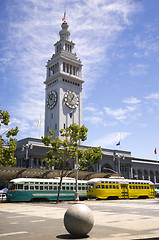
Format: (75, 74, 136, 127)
(46, 91, 57, 109)
(64, 90, 79, 109)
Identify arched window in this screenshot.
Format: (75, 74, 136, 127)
(150, 170, 154, 182)
(144, 170, 149, 180)
(63, 62, 65, 72)
(137, 169, 142, 180)
(156, 171, 159, 183)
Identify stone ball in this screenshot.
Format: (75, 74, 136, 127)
(64, 204, 94, 237)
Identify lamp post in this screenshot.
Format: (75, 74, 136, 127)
(74, 155, 79, 201)
(22, 143, 33, 168)
(115, 154, 125, 175)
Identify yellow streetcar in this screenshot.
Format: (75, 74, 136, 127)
(87, 178, 155, 200)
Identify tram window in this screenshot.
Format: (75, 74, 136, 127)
(133, 186, 135, 189)
(54, 186, 57, 190)
(40, 182, 43, 185)
(138, 186, 141, 189)
(35, 182, 39, 184)
(66, 186, 69, 190)
(141, 186, 144, 189)
(70, 187, 73, 190)
(101, 185, 105, 189)
(109, 185, 112, 189)
(116, 185, 119, 189)
(49, 186, 53, 190)
(40, 186, 43, 190)
(147, 186, 149, 189)
(82, 187, 85, 190)
(18, 184, 23, 190)
(62, 186, 65, 190)
(24, 185, 29, 190)
(136, 186, 138, 189)
(35, 186, 39, 190)
(105, 185, 108, 189)
(30, 186, 34, 190)
(96, 185, 100, 189)
(45, 186, 48, 190)
(113, 185, 115, 189)
(49, 182, 52, 185)
(129, 186, 132, 189)
(78, 187, 81, 190)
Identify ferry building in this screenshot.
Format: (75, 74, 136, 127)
(14, 21, 159, 184)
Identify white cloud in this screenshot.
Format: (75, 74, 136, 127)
(104, 105, 140, 122)
(123, 97, 141, 104)
(129, 64, 149, 76)
(145, 92, 159, 100)
(89, 131, 131, 148)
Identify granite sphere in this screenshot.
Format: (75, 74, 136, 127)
(64, 204, 94, 237)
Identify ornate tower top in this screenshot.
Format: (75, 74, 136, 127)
(59, 21, 70, 41)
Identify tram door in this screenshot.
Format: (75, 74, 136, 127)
(121, 184, 128, 198)
(150, 185, 155, 198)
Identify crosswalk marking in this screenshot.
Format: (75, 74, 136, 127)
(0, 231, 28, 237)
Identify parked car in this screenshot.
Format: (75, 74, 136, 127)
(0, 193, 7, 202)
(0, 188, 8, 202)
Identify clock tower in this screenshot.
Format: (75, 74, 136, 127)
(44, 21, 84, 137)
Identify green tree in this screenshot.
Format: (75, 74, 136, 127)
(0, 110, 19, 167)
(42, 123, 102, 203)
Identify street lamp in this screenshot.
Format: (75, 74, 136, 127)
(22, 143, 33, 168)
(74, 156, 79, 201)
(115, 154, 125, 175)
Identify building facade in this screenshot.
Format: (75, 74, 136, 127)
(14, 137, 159, 184)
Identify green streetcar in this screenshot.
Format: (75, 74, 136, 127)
(7, 177, 87, 202)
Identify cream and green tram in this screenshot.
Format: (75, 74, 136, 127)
(87, 178, 155, 200)
(7, 177, 87, 202)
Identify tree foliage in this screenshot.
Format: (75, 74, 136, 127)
(42, 123, 102, 203)
(0, 110, 19, 167)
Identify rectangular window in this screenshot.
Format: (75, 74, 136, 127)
(40, 186, 43, 190)
(113, 185, 115, 189)
(35, 186, 39, 190)
(109, 185, 112, 189)
(18, 184, 23, 190)
(102, 185, 105, 189)
(24, 185, 29, 190)
(30, 186, 34, 190)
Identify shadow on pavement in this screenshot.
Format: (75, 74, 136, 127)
(56, 234, 90, 239)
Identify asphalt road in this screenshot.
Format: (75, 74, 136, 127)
(1, 199, 159, 240)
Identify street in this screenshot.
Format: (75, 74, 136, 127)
(1, 199, 159, 240)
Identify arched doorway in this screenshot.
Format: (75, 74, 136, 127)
(150, 170, 154, 182)
(156, 171, 159, 183)
(101, 163, 114, 173)
(144, 170, 149, 180)
(137, 169, 142, 180)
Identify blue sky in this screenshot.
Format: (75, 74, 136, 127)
(0, 0, 159, 160)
